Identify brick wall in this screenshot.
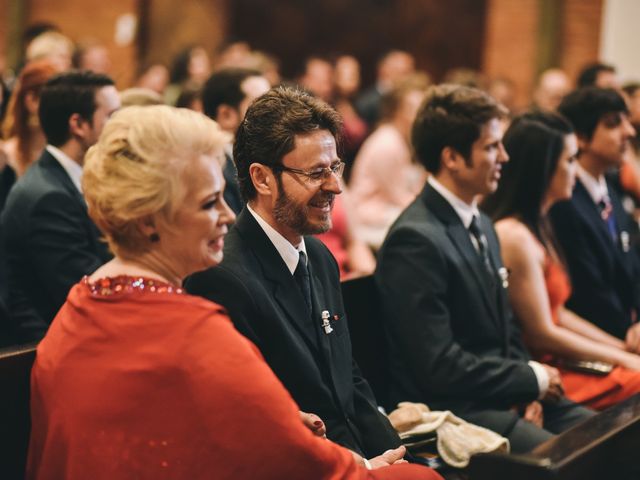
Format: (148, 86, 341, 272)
(2, 0, 604, 99)
(26, 0, 138, 88)
(483, 0, 603, 110)
(483, 0, 540, 109)
(559, 0, 604, 83)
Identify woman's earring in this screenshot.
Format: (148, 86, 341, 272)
(149, 233, 160, 243)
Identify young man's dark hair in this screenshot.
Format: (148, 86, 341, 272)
(234, 87, 342, 201)
(558, 87, 628, 140)
(38, 70, 115, 147)
(201, 67, 262, 119)
(411, 84, 507, 174)
(577, 62, 616, 88)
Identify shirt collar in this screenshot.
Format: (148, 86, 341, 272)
(246, 203, 307, 275)
(576, 163, 609, 204)
(46, 145, 83, 193)
(223, 143, 233, 159)
(428, 176, 480, 229)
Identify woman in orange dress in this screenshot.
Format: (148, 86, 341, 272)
(483, 111, 640, 410)
(26, 105, 439, 480)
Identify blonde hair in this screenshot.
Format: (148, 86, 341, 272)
(119, 87, 164, 107)
(83, 105, 230, 257)
(26, 32, 74, 68)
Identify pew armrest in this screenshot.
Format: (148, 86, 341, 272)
(468, 393, 640, 479)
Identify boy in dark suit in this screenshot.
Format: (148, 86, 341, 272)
(550, 87, 640, 348)
(376, 84, 592, 453)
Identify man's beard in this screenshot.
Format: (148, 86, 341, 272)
(273, 181, 334, 236)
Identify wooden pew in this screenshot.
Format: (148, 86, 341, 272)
(468, 393, 640, 479)
(0, 343, 37, 480)
(341, 274, 394, 412)
(341, 275, 640, 479)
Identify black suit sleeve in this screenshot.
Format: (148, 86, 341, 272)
(377, 227, 539, 406)
(28, 191, 106, 312)
(185, 266, 262, 348)
(350, 359, 402, 454)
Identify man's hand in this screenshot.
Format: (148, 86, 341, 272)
(299, 411, 326, 438)
(626, 323, 640, 354)
(368, 446, 408, 469)
(541, 364, 564, 403)
(522, 401, 543, 427)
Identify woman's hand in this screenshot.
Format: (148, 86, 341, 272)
(299, 410, 327, 438)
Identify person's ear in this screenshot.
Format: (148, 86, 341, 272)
(137, 215, 158, 242)
(576, 133, 590, 153)
(441, 146, 463, 172)
(68, 113, 89, 139)
(249, 163, 276, 197)
(24, 91, 40, 115)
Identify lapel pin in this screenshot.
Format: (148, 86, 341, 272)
(621, 231, 630, 253)
(498, 267, 509, 289)
(321, 310, 333, 334)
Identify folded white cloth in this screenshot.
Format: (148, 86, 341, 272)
(389, 402, 510, 468)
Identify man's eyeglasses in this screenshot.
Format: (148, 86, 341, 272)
(271, 161, 345, 186)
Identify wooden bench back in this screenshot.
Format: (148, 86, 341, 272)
(468, 393, 640, 479)
(0, 343, 36, 479)
(341, 274, 393, 412)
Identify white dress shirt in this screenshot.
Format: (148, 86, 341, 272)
(575, 163, 609, 204)
(246, 203, 308, 275)
(46, 145, 83, 193)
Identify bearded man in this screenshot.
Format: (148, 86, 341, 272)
(185, 87, 403, 461)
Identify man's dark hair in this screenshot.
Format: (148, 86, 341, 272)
(577, 62, 616, 88)
(38, 70, 114, 147)
(411, 84, 507, 174)
(558, 87, 628, 140)
(201, 67, 262, 120)
(234, 86, 342, 201)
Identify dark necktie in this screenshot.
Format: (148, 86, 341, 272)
(469, 215, 495, 276)
(293, 251, 312, 311)
(598, 197, 618, 242)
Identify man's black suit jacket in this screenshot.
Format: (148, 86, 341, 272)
(186, 208, 400, 457)
(1, 149, 111, 342)
(549, 178, 640, 339)
(376, 184, 540, 435)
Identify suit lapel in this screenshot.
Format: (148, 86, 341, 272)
(573, 181, 613, 246)
(573, 181, 633, 279)
(39, 150, 110, 259)
(39, 151, 86, 207)
(423, 186, 501, 327)
(235, 210, 321, 353)
(308, 264, 335, 367)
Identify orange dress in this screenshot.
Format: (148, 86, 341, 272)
(27, 276, 440, 480)
(544, 258, 640, 410)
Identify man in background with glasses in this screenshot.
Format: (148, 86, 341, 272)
(186, 87, 406, 467)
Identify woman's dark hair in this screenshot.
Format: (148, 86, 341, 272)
(482, 111, 573, 243)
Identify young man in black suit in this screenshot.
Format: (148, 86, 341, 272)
(186, 87, 405, 464)
(550, 87, 640, 348)
(1, 71, 120, 342)
(376, 84, 593, 453)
